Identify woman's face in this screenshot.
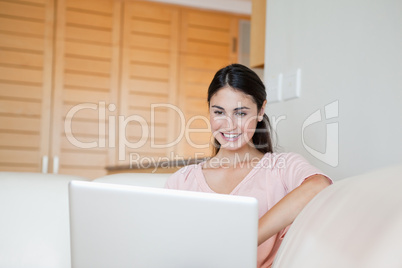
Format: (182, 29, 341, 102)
(209, 86, 266, 152)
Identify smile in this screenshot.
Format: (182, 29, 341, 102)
(221, 133, 241, 140)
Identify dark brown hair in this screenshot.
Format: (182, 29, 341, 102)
(207, 63, 274, 155)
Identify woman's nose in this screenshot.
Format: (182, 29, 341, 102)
(223, 115, 238, 130)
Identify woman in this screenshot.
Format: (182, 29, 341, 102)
(165, 64, 332, 267)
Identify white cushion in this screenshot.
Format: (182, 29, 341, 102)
(93, 173, 171, 188)
(0, 172, 88, 268)
(273, 164, 402, 268)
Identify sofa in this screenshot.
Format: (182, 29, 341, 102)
(1, 164, 401, 268)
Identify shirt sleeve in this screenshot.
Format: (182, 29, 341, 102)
(281, 153, 332, 192)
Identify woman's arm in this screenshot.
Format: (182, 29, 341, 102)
(258, 174, 331, 245)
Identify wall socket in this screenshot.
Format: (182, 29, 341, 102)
(266, 73, 283, 103)
(282, 68, 301, 100)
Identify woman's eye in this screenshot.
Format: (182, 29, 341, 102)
(235, 112, 246, 117)
(214, 110, 223, 115)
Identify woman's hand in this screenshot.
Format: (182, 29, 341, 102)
(258, 174, 331, 245)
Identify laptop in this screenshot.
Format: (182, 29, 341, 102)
(69, 180, 258, 268)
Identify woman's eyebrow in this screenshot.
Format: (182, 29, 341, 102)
(211, 105, 250, 111)
(234, 106, 250, 111)
(211, 105, 224, 110)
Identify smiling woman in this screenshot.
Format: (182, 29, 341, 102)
(165, 64, 332, 268)
(207, 64, 272, 155)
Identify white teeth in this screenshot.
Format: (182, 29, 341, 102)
(223, 133, 240, 138)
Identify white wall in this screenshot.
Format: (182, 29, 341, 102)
(264, 0, 402, 180)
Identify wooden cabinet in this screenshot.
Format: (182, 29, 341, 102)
(177, 8, 243, 158)
(0, 0, 54, 172)
(0, 0, 249, 177)
(250, 0, 266, 68)
(51, 0, 121, 178)
(118, 1, 179, 166)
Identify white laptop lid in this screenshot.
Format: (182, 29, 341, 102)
(69, 181, 258, 268)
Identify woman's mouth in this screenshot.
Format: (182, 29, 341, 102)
(221, 132, 241, 141)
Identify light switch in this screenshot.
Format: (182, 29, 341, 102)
(282, 68, 301, 100)
(266, 73, 282, 103)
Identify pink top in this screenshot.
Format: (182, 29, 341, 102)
(165, 152, 331, 268)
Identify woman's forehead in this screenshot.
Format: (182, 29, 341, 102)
(210, 87, 256, 107)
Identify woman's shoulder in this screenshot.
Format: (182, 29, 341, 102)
(259, 152, 304, 169)
(165, 163, 201, 188)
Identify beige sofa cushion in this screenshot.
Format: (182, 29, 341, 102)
(273, 164, 402, 268)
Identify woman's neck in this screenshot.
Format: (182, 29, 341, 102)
(213, 145, 265, 167)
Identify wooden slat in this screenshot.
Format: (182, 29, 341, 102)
(183, 54, 229, 70)
(129, 79, 169, 95)
(0, 99, 41, 116)
(60, 135, 108, 152)
(63, 120, 107, 137)
(60, 151, 107, 167)
(0, 149, 39, 165)
(0, 1, 45, 21)
(64, 73, 111, 90)
(125, 123, 167, 141)
(129, 48, 170, 65)
(63, 88, 110, 103)
(0, 66, 43, 84)
(63, 103, 108, 120)
(130, 33, 170, 51)
(66, 0, 113, 14)
(65, 57, 111, 75)
(0, 165, 38, 172)
(130, 64, 169, 80)
(128, 94, 169, 109)
(131, 19, 171, 36)
(186, 115, 210, 129)
(65, 41, 112, 59)
(187, 27, 230, 44)
(184, 84, 208, 99)
(184, 69, 215, 85)
(66, 9, 112, 29)
(185, 98, 209, 116)
(187, 11, 231, 30)
(0, 83, 42, 100)
(66, 26, 112, 44)
(0, 50, 43, 68)
(22, 0, 46, 5)
(129, 2, 172, 22)
(0, 33, 44, 52)
(185, 40, 230, 57)
(187, 132, 212, 144)
(0, 133, 40, 148)
(0, 115, 41, 133)
(0, 17, 45, 36)
(127, 108, 168, 124)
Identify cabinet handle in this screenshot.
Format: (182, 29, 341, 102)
(42, 155, 48, 173)
(53, 156, 59, 174)
(232, 37, 237, 53)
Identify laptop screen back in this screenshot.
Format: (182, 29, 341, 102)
(69, 180, 258, 268)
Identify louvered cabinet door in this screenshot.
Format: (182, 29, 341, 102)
(51, 0, 121, 178)
(0, 0, 54, 172)
(177, 8, 243, 159)
(118, 1, 179, 167)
